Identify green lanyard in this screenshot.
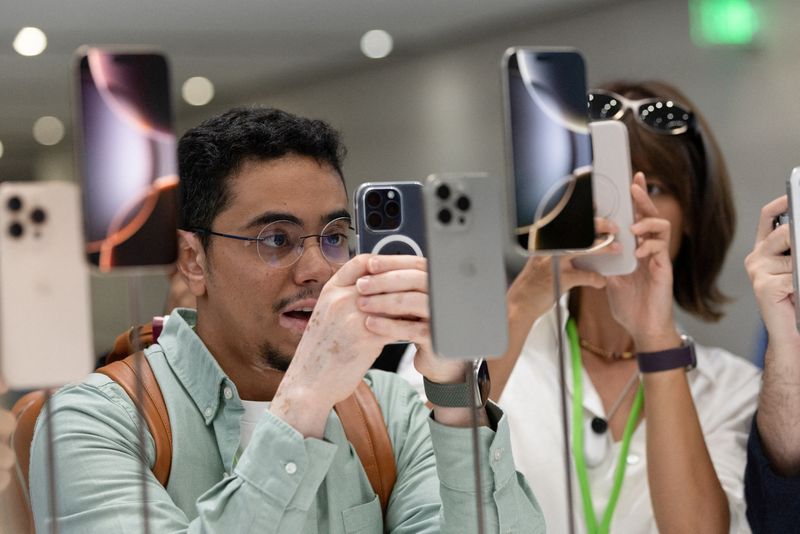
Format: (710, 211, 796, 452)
(567, 318, 644, 534)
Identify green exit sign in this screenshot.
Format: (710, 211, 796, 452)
(690, 0, 759, 45)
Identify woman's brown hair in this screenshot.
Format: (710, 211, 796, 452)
(597, 80, 736, 321)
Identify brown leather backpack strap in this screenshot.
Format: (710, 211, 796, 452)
(97, 351, 172, 486)
(106, 322, 155, 365)
(334, 381, 396, 515)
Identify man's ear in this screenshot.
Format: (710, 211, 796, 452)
(177, 230, 208, 297)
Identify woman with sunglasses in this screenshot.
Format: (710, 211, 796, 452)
(490, 80, 760, 533)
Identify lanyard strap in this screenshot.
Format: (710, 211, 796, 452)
(567, 319, 644, 534)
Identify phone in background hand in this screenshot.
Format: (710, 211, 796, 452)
(572, 120, 637, 276)
(354, 181, 426, 257)
(423, 173, 508, 359)
(501, 46, 595, 254)
(786, 167, 800, 332)
(73, 46, 179, 272)
(0, 181, 94, 389)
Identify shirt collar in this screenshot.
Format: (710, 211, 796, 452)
(157, 308, 229, 425)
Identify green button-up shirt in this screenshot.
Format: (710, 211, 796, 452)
(30, 308, 545, 533)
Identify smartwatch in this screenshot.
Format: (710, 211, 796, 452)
(637, 334, 697, 373)
(423, 359, 491, 408)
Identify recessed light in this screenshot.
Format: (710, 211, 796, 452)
(33, 116, 64, 146)
(182, 76, 215, 106)
(13, 27, 47, 57)
(360, 30, 393, 59)
(0, 140, 4, 159)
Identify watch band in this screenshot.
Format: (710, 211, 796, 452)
(637, 335, 697, 373)
(423, 359, 491, 408)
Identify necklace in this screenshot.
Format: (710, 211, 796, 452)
(568, 319, 644, 534)
(590, 369, 641, 434)
(579, 337, 635, 361)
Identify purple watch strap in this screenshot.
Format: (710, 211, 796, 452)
(637, 343, 696, 373)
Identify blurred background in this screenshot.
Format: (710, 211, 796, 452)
(0, 0, 790, 361)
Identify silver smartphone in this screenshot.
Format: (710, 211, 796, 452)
(572, 120, 637, 276)
(501, 46, 595, 254)
(423, 173, 508, 359)
(354, 181, 426, 257)
(786, 167, 800, 332)
(0, 181, 94, 389)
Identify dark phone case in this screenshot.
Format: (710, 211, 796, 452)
(354, 182, 427, 257)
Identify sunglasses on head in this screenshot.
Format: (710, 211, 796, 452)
(587, 89, 694, 135)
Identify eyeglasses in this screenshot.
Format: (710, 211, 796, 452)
(587, 89, 694, 135)
(193, 216, 354, 268)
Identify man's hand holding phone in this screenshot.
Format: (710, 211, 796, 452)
(270, 254, 439, 437)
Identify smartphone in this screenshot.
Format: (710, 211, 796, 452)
(73, 46, 180, 272)
(354, 181, 426, 257)
(572, 120, 637, 276)
(501, 47, 595, 253)
(423, 173, 508, 359)
(0, 182, 94, 389)
(786, 167, 800, 331)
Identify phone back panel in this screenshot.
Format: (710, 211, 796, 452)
(0, 182, 94, 389)
(354, 182, 427, 257)
(787, 167, 800, 332)
(424, 173, 508, 359)
(573, 121, 637, 276)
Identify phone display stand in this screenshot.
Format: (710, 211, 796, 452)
(467, 358, 487, 534)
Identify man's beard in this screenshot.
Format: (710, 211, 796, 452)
(258, 340, 293, 372)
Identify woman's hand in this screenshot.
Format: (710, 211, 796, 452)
(606, 172, 679, 350)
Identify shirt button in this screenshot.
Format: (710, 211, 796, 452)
(493, 449, 503, 462)
(285, 462, 297, 475)
(223, 387, 233, 400)
(626, 454, 640, 466)
(204, 407, 213, 418)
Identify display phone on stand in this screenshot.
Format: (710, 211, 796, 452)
(423, 173, 508, 359)
(73, 46, 179, 272)
(0, 182, 94, 389)
(786, 167, 800, 332)
(572, 120, 637, 276)
(354, 181, 427, 257)
(501, 46, 595, 255)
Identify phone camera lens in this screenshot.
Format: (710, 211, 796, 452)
(8, 222, 23, 238)
(438, 208, 452, 225)
(31, 208, 47, 224)
(385, 201, 400, 218)
(367, 211, 383, 229)
(456, 195, 471, 211)
(7, 196, 22, 212)
(436, 184, 451, 200)
(366, 191, 382, 208)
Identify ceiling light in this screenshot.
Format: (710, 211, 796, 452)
(360, 30, 393, 59)
(182, 76, 215, 106)
(33, 116, 64, 146)
(0, 140, 4, 159)
(13, 27, 47, 57)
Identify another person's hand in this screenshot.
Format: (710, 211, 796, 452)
(745, 195, 800, 349)
(606, 172, 679, 350)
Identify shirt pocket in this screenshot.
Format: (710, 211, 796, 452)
(341, 494, 383, 534)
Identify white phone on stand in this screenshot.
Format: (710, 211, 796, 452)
(0, 181, 94, 389)
(573, 120, 637, 276)
(786, 166, 800, 332)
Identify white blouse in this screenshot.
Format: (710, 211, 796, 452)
(498, 303, 761, 534)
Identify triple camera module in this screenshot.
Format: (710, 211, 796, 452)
(364, 188, 402, 231)
(6, 195, 47, 239)
(435, 183, 471, 226)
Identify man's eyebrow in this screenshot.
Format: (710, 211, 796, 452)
(242, 212, 302, 231)
(324, 209, 351, 223)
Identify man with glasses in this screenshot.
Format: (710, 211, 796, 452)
(29, 106, 544, 533)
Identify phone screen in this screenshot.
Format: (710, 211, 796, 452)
(75, 49, 179, 270)
(505, 48, 595, 252)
